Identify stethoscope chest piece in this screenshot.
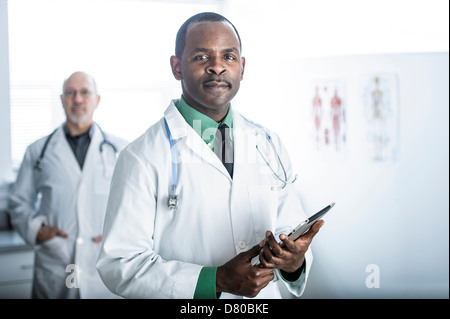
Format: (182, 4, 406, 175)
(34, 160, 44, 171)
(168, 193, 179, 210)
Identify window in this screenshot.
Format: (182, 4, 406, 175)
(8, 0, 224, 169)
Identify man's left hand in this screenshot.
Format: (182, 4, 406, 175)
(258, 220, 324, 273)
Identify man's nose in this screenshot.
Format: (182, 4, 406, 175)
(73, 91, 84, 103)
(206, 56, 226, 75)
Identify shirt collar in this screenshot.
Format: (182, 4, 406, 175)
(176, 95, 233, 146)
(63, 123, 94, 139)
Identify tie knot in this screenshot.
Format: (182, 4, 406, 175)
(217, 123, 229, 133)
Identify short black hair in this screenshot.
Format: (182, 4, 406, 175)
(175, 12, 242, 58)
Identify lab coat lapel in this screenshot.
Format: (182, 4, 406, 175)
(232, 112, 260, 182)
(164, 100, 231, 179)
(81, 123, 101, 175)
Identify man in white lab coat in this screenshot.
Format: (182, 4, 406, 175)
(97, 12, 324, 299)
(8, 71, 128, 298)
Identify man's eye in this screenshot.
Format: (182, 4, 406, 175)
(195, 55, 208, 60)
(80, 89, 91, 97)
(225, 55, 236, 60)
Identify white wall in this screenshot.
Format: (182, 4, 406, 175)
(289, 53, 448, 298)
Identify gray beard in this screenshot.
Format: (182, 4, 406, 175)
(68, 113, 89, 125)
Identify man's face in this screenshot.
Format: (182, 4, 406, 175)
(60, 72, 100, 126)
(171, 21, 245, 120)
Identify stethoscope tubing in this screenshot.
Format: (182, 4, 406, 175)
(33, 123, 117, 171)
(163, 115, 298, 209)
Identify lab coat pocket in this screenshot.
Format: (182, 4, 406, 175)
(247, 185, 279, 235)
(39, 236, 71, 265)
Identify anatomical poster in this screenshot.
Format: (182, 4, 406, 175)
(310, 78, 347, 155)
(361, 73, 400, 162)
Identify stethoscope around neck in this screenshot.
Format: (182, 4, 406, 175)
(164, 118, 179, 210)
(163, 115, 298, 210)
(33, 123, 118, 174)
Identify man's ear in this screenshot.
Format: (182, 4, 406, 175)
(240, 56, 246, 80)
(94, 95, 101, 109)
(170, 55, 183, 80)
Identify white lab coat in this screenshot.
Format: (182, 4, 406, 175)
(97, 100, 313, 299)
(8, 123, 128, 299)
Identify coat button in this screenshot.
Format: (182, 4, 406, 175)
(238, 240, 247, 249)
(77, 238, 84, 244)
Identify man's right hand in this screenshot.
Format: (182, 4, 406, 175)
(36, 225, 68, 243)
(216, 244, 274, 298)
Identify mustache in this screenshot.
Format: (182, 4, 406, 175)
(202, 77, 232, 87)
(71, 104, 86, 112)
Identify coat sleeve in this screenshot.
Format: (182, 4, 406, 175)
(8, 144, 47, 246)
(96, 146, 203, 299)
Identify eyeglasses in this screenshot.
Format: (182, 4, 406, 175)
(63, 89, 93, 99)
